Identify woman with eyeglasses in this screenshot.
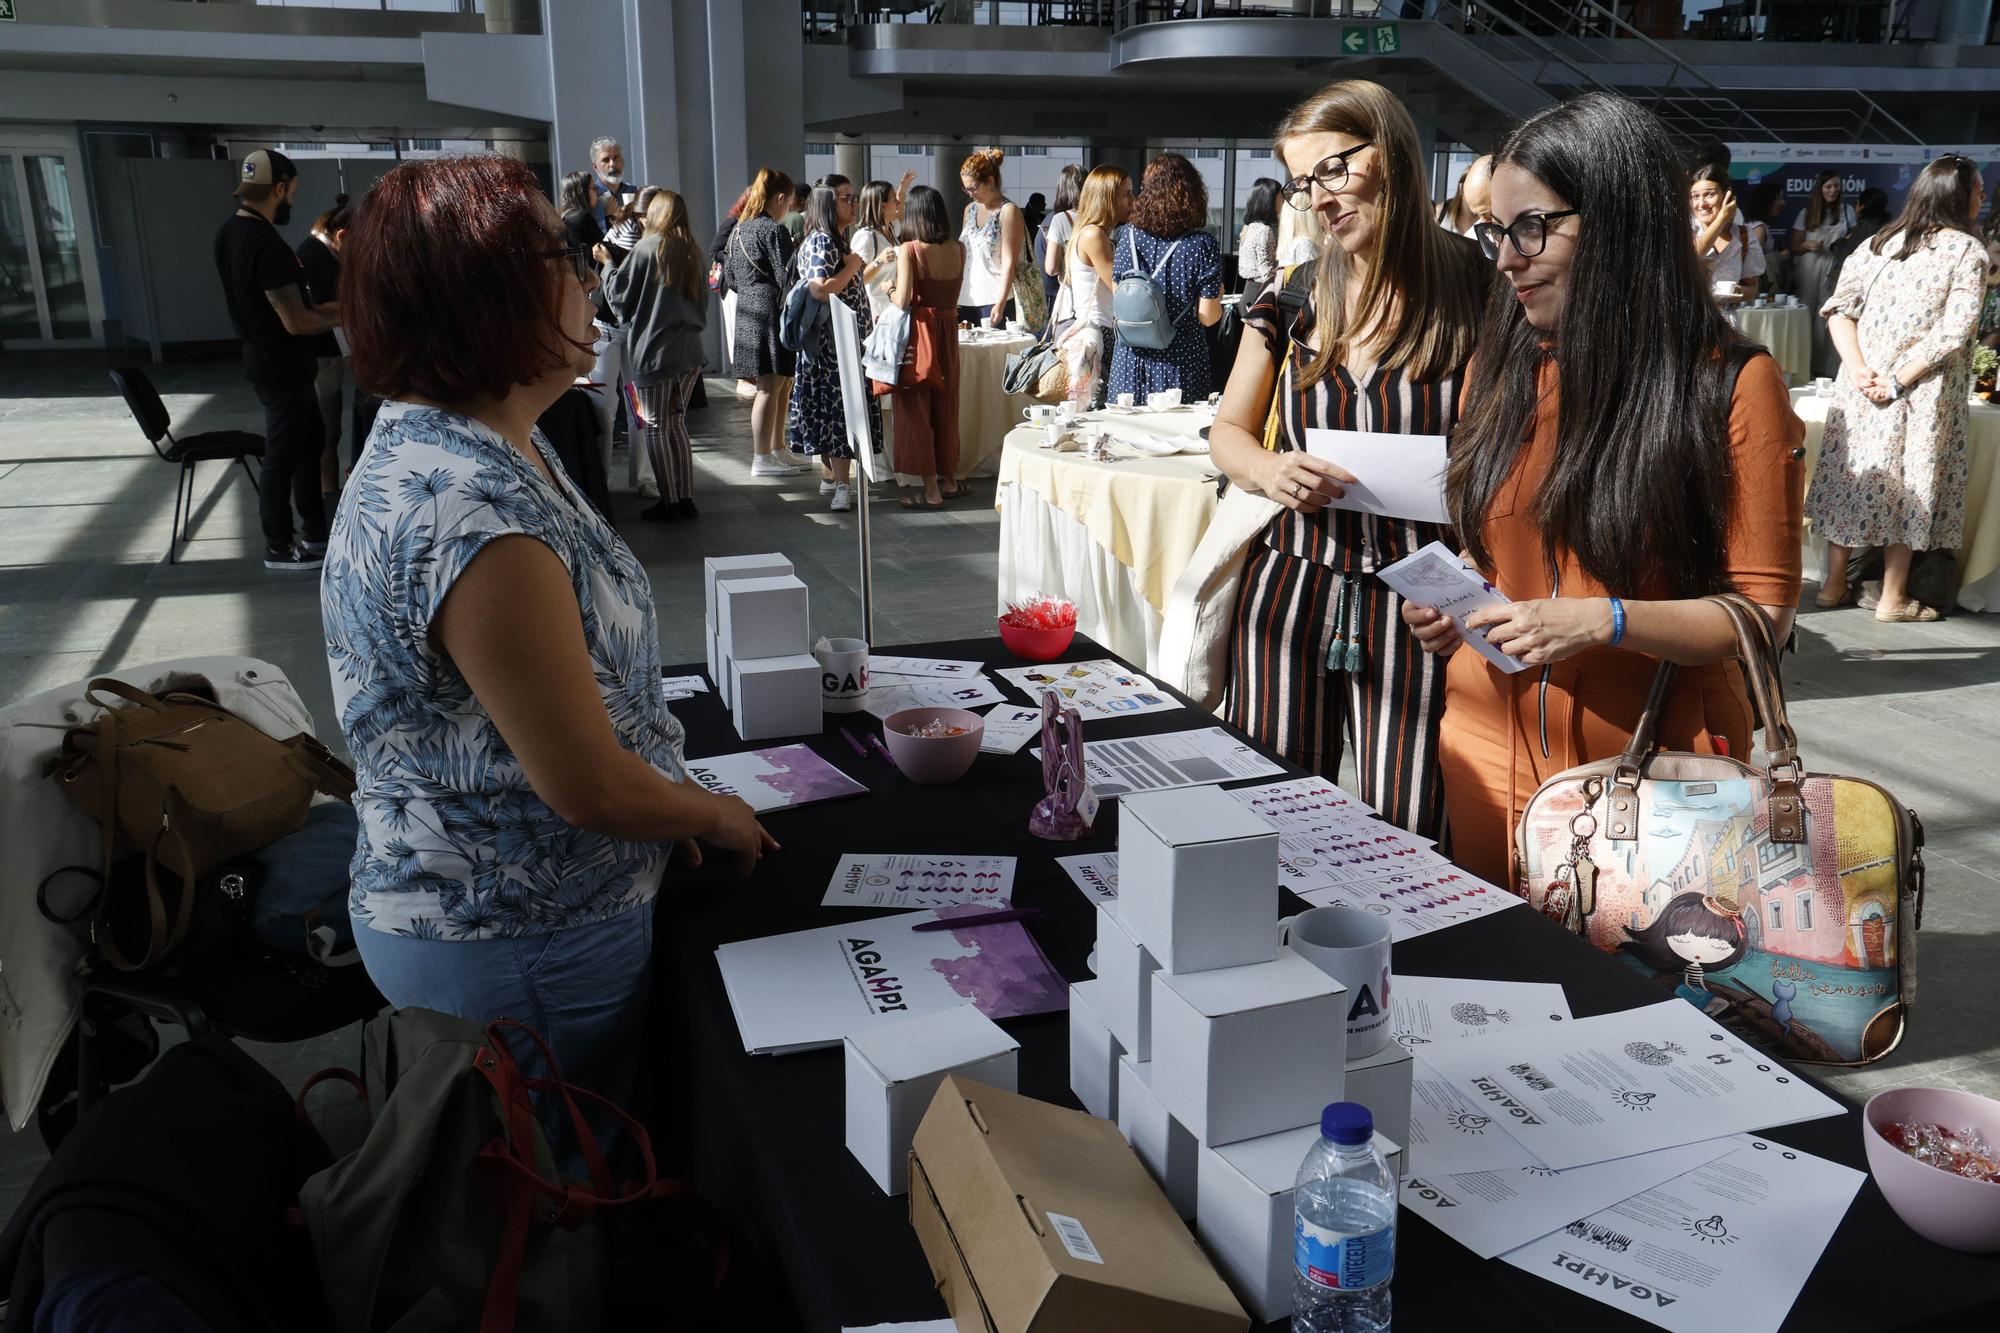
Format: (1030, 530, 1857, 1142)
(1403, 93, 1804, 887)
(788, 173, 882, 513)
(1809, 154, 1986, 622)
(326, 155, 775, 1158)
(1208, 81, 1486, 839)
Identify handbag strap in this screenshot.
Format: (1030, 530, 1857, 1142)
(1604, 592, 1806, 845)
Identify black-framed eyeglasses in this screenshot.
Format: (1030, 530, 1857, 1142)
(1472, 210, 1580, 262)
(541, 244, 594, 283)
(1279, 143, 1373, 211)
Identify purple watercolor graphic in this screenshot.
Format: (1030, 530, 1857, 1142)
(755, 745, 866, 804)
(925, 904, 1069, 1020)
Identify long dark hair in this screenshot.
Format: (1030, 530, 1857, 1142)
(1618, 892, 1748, 975)
(558, 169, 595, 216)
(805, 173, 851, 257)
(1871, 155, 1983, 261)
(1447, 93, 1746, 599)
(1244, 177, 1281, 229)
(1053, 163, 1085, 215)
(903, 184, 952, 245)
(1802, 169, 1844, 233)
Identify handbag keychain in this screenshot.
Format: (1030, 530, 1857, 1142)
(1541, 776, 1603, 932)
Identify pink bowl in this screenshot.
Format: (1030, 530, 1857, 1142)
(998, 618, 1075, 663)
(881, 708, 984, 785)
(1862, 1086, 2000, 1252)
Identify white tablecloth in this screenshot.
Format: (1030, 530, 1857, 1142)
(995, 408, 1224, 669)
(1736, 304, 1811, 386)
(1791, 387, 2000, 611)
(892, 331, 1037, 485)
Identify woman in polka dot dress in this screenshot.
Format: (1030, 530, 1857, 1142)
(1109, 153, 1225, 405)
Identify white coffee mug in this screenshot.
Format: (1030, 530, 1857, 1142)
(1023, 404, 1059, 425)
(1279, 906, 1394, 1058)
(1153, 387, 1182, 408)
(813, 636, 869, 713)
(1116, 391, 1136, 408)
(1056, 401, 1080, 424)
(1712, 280, 1738, 298)
(1044, 420, 1065, 448)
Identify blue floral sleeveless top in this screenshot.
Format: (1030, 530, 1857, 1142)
(322, 401, 686, 939)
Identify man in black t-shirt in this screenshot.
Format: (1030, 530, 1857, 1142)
(213, 149, 341, 572)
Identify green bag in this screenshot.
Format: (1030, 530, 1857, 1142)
(298, 1009, 688, 1333)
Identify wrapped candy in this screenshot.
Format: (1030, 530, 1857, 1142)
(905, 719, 969, 738)
(1000, 595, 1078, 631)
(1885, 1120, 2000, 1184)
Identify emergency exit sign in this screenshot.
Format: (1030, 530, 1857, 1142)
(0, 1, 17, 22)
(1343, 23, 1400, 54)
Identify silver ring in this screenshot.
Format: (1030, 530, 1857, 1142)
(1293, 481, 1304, 499)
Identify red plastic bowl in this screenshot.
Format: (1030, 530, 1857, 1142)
(998, 618, 1075, 663)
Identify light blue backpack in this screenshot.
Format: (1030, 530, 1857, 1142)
(1111, 229, 1187, 351)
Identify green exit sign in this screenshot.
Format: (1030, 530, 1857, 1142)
(1342, 23, 1400, 55)
(0, 0, 16, 22)
(1374, 23, 1400, 54)
(1341, 25, 1368, 54)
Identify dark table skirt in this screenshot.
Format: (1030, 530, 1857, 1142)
(652, 635, 1998, 1333)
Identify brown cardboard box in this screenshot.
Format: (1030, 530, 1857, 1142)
(908, 1075, 1248, 1333)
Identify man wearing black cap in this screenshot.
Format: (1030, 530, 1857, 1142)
(213, 148, 341, 572)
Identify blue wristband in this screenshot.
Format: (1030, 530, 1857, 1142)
(1609, 597, 1626, 647)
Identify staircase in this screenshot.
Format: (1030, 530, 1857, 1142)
(1421, 0, 1920, 149)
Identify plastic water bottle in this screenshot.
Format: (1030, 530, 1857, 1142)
(1292, 1101, 1395, 1332)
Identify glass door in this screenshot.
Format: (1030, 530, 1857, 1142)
(0, 148, 96, 344)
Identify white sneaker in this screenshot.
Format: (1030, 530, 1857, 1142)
(819, 478, 836, 496)
(830, 484, 854, 512)
(751, 455, 805, 478)
(777, 449, 813, 469)
(636, 481, 660, 499)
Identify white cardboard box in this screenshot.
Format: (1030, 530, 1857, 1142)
(713, 631, 732, 709)
(1116, 785, 1278, 974)
(1197, 1128, 1404, 1325)
(704, 553, 793, 635)
(1094, 904, 1156, 1063)
(716, 574, 810, 662)
(1344, 1040, 1413, 1156)
(1116, 1055, 1199, 1220)
(730, 654, 822, 741)
(843, 1005, 1019, 1196)
(1068, 980, 1122, 1122)
(1150, 950, 1346, 1147)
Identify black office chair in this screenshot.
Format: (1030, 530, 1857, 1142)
(109, 365, 265, 564)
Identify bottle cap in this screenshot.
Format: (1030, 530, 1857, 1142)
(1321, 1101, 1373, 1145)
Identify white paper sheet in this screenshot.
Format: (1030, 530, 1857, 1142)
(1229, 776, 1386, 834)
(660, 673, 710, 701)
(1391, 975, 1574, 1052)
(1274, 825, 1456, 895)
(869, 655, 985, 680)
(994, 659, 1183, 720)
(1418, 1001, 1846, 1170)
(685, 745, 869, 814)
(1055, 852, 1119, 904)
(1406, 1065, 1544, 1176)
(830, 299, 887, 484)
(1376, 541, 1531, 675)
(1296, 868, 1525, 942)
(1302, 428, 1450, 524)
(1029, 727, 1286, 798)
(822, 854, 1017, 910)
(977, 705, 1044, 755)
(1404, 1137, 1737, 1260)
(1498, 1136, 1864, 1333)
(863, 676, 1007, 720)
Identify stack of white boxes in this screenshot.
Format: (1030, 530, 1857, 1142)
(702, 553, 821, 741)
(1071, 783, 1415, 1325)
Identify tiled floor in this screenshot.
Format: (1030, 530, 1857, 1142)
(3, 350, 1997, 1216)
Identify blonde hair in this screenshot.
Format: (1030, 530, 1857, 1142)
(740, 167, 794, 224)
(1273, 80, 1482, 387)
(644, 189, 704, 302)
(1075, 165, 1128, 233)
(960, 146, 1005, 187)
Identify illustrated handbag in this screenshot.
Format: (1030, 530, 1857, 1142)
(1514, 595, 1927, 1066)
(1029, 690, 1096, 841)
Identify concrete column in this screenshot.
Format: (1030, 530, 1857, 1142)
(540, 0, 629, 182)
(934, 146, 968, 222)
(1939, 0, 1993, 43)
(835, 138, 868, 188)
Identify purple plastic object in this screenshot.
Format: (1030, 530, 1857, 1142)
(1862, 1086, 2000, 1253)
(1030, 690, 1094, 841)
(880, 707, 982, 784)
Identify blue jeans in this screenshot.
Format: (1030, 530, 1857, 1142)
(354, 901, 655, 1176)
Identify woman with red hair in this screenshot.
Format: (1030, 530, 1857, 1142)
(1107, 153, 1225, 405)
(326, 155, 774, 1154)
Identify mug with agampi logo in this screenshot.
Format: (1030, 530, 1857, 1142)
(813, 636, 869, 713)
(1279, 905, 1394, 1058)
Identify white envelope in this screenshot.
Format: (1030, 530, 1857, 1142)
(1302, 428, 1448, 524)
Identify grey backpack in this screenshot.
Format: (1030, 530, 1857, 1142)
(1112, 229, 1186, 350)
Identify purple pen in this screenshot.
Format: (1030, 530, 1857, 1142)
(838, 726, 869, 759)
(868, 734, 898, 767)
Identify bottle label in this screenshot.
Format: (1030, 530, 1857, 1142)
(1294, 1213, 1394, 1290)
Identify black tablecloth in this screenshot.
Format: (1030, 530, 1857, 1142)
(655, 636, 1999, 1333)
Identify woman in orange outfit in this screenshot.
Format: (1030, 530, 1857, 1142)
(1404, 93, 1805, 890)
